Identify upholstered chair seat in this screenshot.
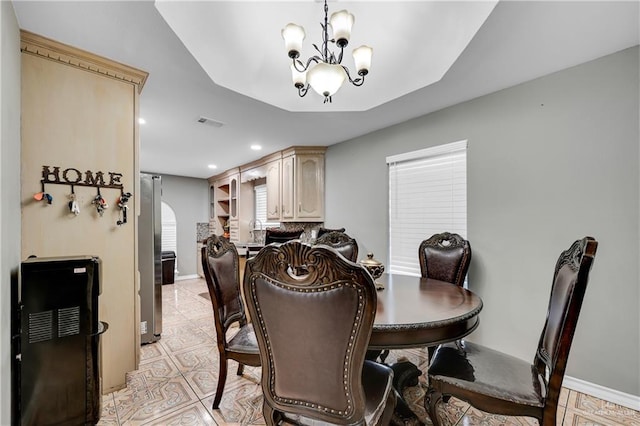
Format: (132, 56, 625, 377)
(429, 342, 544, 414)
(226, 323, 258, 354)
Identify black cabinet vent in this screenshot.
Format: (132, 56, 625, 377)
(28, 310, 52, 344)
(58, 306, 80, 337)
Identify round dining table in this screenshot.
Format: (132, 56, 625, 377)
(369, 273, 483, 350)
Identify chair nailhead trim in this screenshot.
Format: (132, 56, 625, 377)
(250, 278, 365, 418)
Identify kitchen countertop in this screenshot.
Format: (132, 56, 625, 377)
(234, 241, 264, 248)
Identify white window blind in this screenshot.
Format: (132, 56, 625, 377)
(254, 184, 279, 228)
(387, 140, 467, 276)
(161, 201, 178, 272)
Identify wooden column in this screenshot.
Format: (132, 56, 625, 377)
(20, 30, 148, 393)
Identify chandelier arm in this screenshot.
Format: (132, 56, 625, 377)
(341, 65, 366, 87)
(336, 46, 344, 65)
(313, 42, 327, 62)
(293, 56, 323, 73)
(297, 84, 310, 98)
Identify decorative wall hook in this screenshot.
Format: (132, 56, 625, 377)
(36, 165, 130, 220)
(68, 186, 80, 216)
(116, 192, 132, 226)
(92, 188, 108, 217)
(34, 192, 53, 204)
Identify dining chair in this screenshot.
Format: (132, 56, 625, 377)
(425, 237, 598, 426)
(243, 241, 397, 426)
(314, 230, 359, 262)
(264, 227, 303, 245)
(201, 235, 261, 409)
(418, 232, 472, 287)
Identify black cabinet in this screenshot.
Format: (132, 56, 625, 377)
(161, 251, 176, 284)
(14, 256, 107, 425)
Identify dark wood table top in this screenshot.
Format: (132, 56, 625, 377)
(369, 274, 483, 350)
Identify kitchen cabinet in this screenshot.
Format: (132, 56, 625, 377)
(210, 146, 325, 232)
(209, 184, 216, 219)
(296, 154, 324, 220)
(210, 169, 240, 241)
(280, 151, 325, 221)
(197, 241, 205, 278)
(281, 155, 295, 220)
(266, 160, 281, 221)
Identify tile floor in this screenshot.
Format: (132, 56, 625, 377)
(98, 278, 639, 425)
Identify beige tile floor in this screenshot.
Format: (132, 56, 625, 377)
(98, 278, 639, 425)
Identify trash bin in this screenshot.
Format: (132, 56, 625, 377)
(161, 251, 176, 284)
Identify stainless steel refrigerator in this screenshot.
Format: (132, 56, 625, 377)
(139, 174, 162, 344)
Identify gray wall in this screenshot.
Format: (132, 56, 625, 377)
(1, 1, 21, 423)
(325, 47, 639, 396)
(151, 173, 209, 277)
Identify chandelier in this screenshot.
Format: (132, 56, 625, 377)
(281, 0, 373, 103)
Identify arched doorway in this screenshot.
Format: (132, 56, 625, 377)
(161, 201, 178, 274)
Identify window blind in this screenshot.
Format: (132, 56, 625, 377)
(254, 184, 279, 228)
(387, 140, 467, 276)
(161, 201, 178, 272)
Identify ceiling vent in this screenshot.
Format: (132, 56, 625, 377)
(197, 116, 224, 128)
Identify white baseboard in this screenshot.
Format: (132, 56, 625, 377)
(564, 376, 640, 411)
(175, 274, 199, 281)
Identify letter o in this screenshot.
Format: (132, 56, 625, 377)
(63, 168, 82, 183)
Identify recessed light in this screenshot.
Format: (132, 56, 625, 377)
(250, 144, 262, 151)
(138, 117, 146, 125)
(208, 164, 218, 169)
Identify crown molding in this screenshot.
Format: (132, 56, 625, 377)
(20, 30, 148, 93)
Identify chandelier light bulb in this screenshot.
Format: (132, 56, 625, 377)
(329, 10, 354, 48)
(352, 45, 373, 76)
(290, 64, 307, 88)
(307, 63, 347, 99)
(281, 23, 305, 59)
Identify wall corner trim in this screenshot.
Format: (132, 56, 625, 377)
(564, 376, 640, 411)
(175, 274, 199, 281)
(20, 29, 148, 93)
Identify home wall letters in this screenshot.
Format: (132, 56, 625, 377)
(41, 165, 124, 189)
(37, 165, 131, 225)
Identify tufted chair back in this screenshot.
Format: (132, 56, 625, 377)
(244, 241, 396, 425)
(204, 235, 244, 330)
(314, 230, 359, 262)
(418, 232, 471, 286)
(264, 227, 303, 245)
(534, 237, 598, 414)
(317, 226, 346, 238)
